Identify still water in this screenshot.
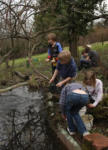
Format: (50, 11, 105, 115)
(0, 86, 60, 150)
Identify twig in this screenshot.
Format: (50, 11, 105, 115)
(30, 62, 49, 81)
(0, 82, 28, 94)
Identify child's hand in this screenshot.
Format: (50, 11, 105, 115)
(45, 58, 50, 62)
(49, 78, 54, 84)
(56, 81, 63, 87)
(86, 56, 90, 61)
(51, 59, 56, 63)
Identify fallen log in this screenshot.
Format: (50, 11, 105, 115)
(30, 62, 49, 81)
(14, 62, 49, 81)
(14, 71, 30, 80)
(0, 82, 28, 94)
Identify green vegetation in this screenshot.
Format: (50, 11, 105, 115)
(34, 0, 108, 58)
(0, 41, 108, 89)
(8, 41, 108, 66)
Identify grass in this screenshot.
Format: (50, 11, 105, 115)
(0, 51, 51, 88)
(0, 41, 108, 88)
(6, 41, 108, 67)
(92, 41, 108, 51)
(64, 41, 108, 55)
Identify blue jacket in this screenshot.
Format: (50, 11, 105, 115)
(48, 42, 62, 59)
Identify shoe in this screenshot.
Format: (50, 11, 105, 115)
(83, 131, 90, 137)
(67, 127, 76, 136)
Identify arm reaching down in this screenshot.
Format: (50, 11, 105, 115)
(49, 69, 59, 84)
(56, 77, 72, 87)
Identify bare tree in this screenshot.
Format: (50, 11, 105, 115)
(0, 0, 67, 70)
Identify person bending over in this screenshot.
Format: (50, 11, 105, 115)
(59, 71, 103, 136)
(49, 50, 77, 88)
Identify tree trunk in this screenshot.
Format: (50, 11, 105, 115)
(5, 58, 10, 69)
(68, 31, 79, 63)
(11, 37, 15, 78)
(27, 40, 32, 66)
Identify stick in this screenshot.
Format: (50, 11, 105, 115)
(0, 82, 28, 94)
(30, 62, 49, 81)
(14, 71, 29, 80)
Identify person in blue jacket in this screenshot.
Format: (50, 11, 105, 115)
(49, 50, 77, 88)
(46, 33, 62, 74)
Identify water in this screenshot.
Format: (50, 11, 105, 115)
(0, 86, 48, 150)
(0, 86, 67, 150)
(0, 86, 43, 113)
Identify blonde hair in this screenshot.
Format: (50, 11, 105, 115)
(47, 33, 56, 41)
(58, 50, 71, 63)
(83, 71, 96, 87)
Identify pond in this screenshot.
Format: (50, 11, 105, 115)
(0, 86, 64, 150)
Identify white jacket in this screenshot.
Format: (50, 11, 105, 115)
(86, 79, 103, 107)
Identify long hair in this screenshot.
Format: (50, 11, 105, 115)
(83, 71, 96, 87)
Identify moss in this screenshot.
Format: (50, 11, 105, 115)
(81, 142, 94, 150)
(28, 74, 49, 91)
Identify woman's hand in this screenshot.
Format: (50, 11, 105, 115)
(87, 103, 95, 108)
(56, 81, 63, 87)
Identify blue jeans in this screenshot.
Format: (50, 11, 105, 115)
(65, 92, 89, 135)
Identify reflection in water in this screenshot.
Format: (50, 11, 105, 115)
(0, 86, 52, 150)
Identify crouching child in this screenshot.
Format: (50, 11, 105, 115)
(49, 50, 77, 88)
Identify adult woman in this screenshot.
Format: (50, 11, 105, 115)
(59, 71, 103, 136)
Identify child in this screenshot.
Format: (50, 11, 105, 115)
(79, 45, 99, 70)
(59, 82, 90, 136)
(46, 33, 63, 74)
(59, 71, 103, 136)
(81, 50, 90, 61)
(49, 50, 77, 88)
(79, 50, 91, 70)
(83, 71, 103, 108)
